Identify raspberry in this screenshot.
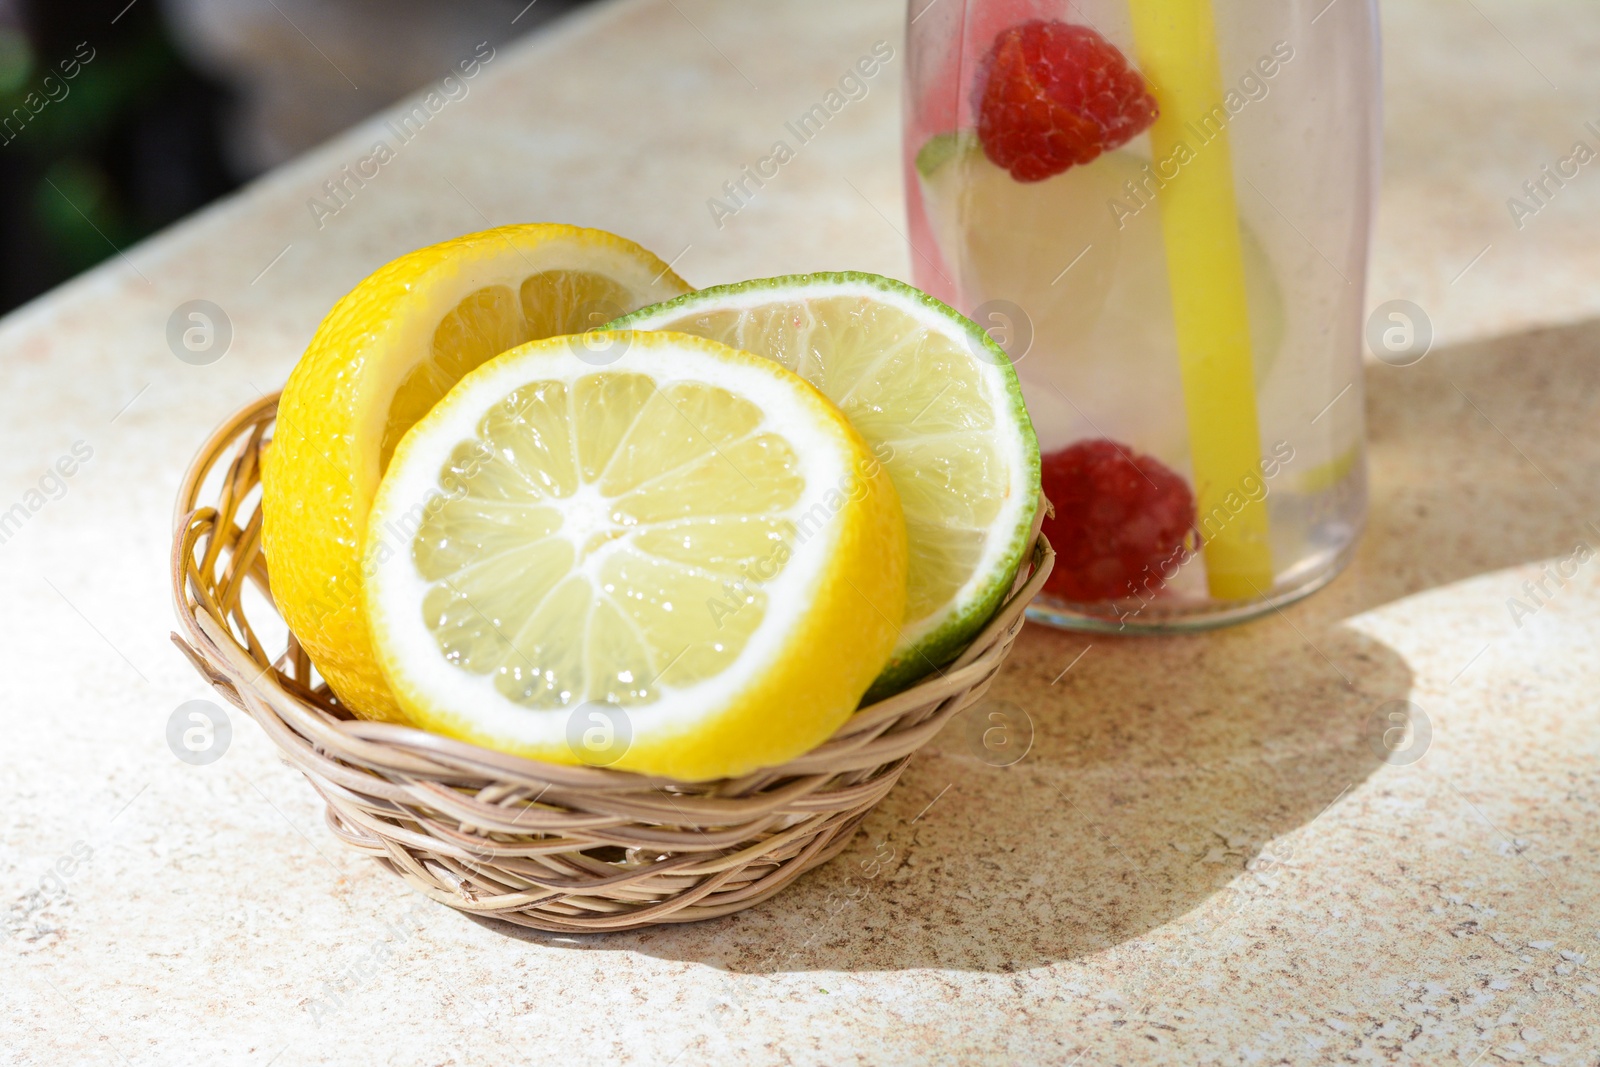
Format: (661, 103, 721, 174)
(1040, 439, 1197, 603)
(974, 20, 1159, 183)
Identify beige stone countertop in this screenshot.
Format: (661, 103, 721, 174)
(3, 0, 1598, 1063)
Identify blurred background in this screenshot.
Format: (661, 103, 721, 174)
(0, 0, 596, 313)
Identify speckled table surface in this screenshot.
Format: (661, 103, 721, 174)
(3, 1, 1598, 1064)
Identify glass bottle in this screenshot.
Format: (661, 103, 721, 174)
(904, 0, 1381, 630)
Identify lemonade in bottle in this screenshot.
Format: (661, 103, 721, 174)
(904, 0, 1380, 629)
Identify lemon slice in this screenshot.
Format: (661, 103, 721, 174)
(916, 137, 1285, 458)
(262, 225, 691, 722)
(364, 331, 907, 781)
(612, 273, 1040, 695)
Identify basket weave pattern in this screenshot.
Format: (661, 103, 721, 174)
(171, 394, 1053, 932)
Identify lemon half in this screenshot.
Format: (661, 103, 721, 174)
(262, 225, 691, 722)
(363, 331, 907, 781)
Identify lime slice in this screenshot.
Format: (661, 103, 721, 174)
(914, 131, 977, 181)
(364, 331, 907, 781)
(613, 273, 1041, 696)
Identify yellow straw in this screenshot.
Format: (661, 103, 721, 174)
(1127, 0, 1274, 600)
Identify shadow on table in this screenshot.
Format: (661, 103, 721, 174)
(471, 619, 1405, 972)
(1342, 314, 1598, 616)
(472, 316, 1597, 972)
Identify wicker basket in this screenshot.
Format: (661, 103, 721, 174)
(170, 393, 1053, 932)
